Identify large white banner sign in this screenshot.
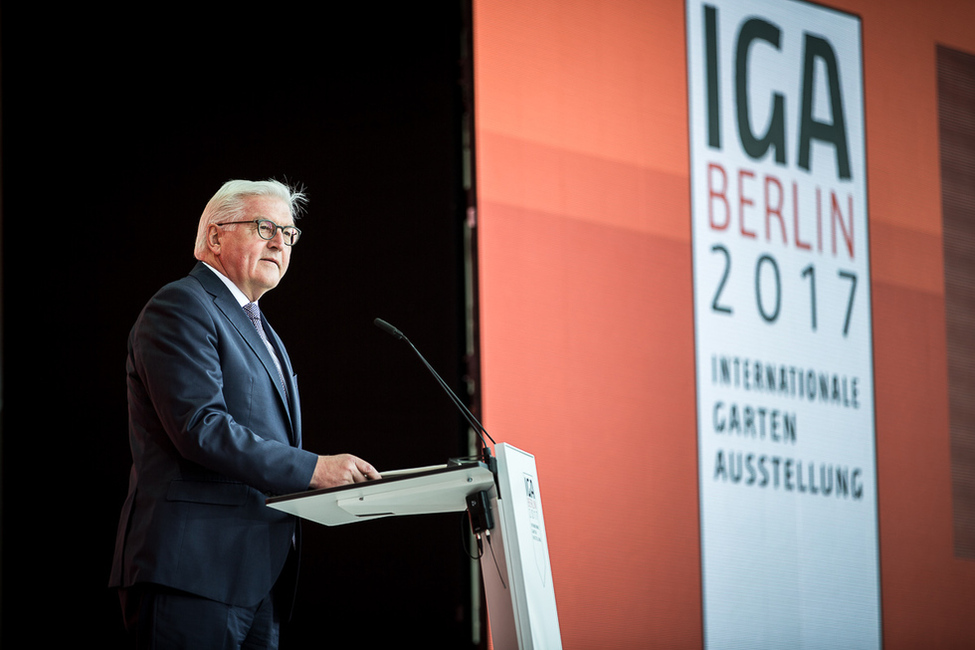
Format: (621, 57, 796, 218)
(687, 0, 880, 647)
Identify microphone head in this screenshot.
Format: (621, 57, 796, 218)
(374, 318, 405, 340)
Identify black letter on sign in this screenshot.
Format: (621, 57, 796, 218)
(798, 34, 852, 180)
(755, 254, 781, 323)
(704, 5, 721, 149)
(735, 18, 787, 165)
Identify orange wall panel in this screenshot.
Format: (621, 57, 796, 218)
(473, 0, 975, 647)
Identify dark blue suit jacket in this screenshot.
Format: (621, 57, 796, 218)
(109, 262, 318, 607)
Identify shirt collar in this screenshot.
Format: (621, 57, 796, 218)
(202, 262, 252, 308)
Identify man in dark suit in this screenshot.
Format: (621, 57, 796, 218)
(109, 179, 380, 649)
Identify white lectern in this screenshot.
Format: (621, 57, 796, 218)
(266, 442, 562, 649)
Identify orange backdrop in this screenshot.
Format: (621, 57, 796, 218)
(472, 0, 975, 648)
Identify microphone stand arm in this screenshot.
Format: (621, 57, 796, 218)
(374, 318, 497, 471)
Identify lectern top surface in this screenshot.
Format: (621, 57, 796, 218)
(265, 459, 491, 505)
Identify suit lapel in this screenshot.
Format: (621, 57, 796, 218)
(263, 320, 302, 447)
(190, 263, 298, 444)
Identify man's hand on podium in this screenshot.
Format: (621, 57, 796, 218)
(309, 454, 382, 489)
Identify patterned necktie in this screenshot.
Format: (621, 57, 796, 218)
(243, 302, 288, 397)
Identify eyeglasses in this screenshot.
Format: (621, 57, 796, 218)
(216, 219, 302, 246)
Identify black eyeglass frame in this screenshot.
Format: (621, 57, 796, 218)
(216, 219, 302, 246)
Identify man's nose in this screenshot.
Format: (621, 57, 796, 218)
(267, 229, 286, 247)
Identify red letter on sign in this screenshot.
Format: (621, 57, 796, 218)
(764, 174, 787, 244)
(709, 162, 730, 230)
(739, 168, 757, 239)
(832, 192, 854, 259)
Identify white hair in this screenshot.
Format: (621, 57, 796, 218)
(194, 179, 308, 260)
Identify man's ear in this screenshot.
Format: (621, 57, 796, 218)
(207, 224, 222, 253)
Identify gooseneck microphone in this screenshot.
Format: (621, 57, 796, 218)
(373, 318, 406, 341)
(373, 318, 496, 464)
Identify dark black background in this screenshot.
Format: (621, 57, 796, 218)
(1, 2, 483, 646)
